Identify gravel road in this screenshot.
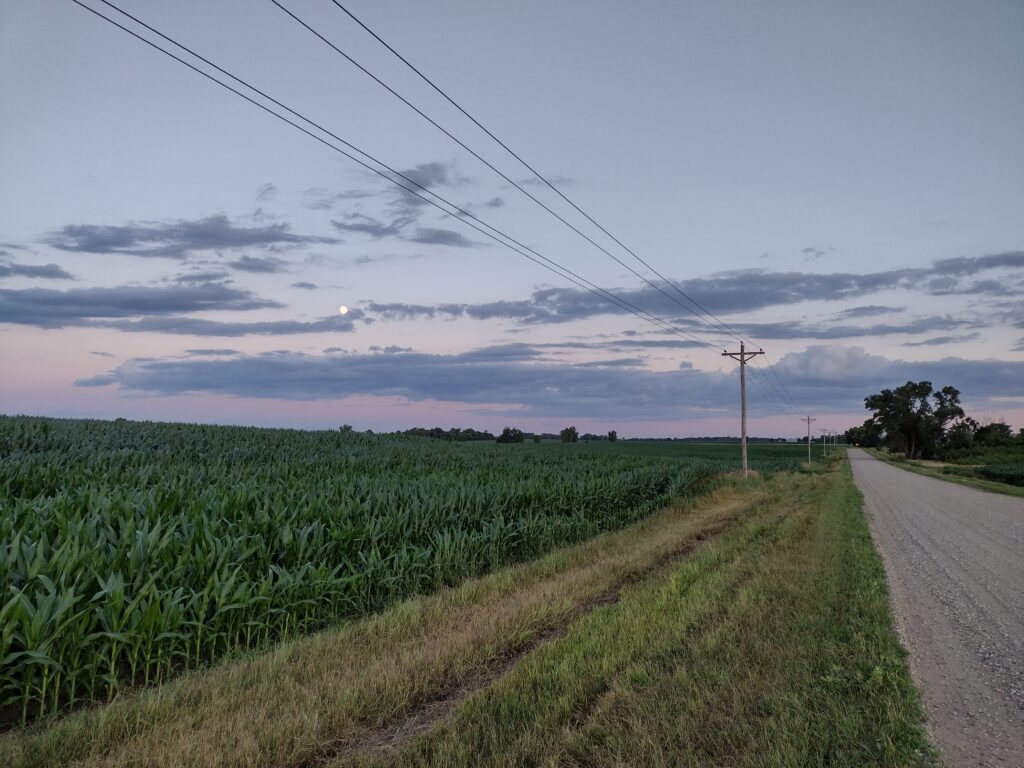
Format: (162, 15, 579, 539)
(849, 449, 1024, 768)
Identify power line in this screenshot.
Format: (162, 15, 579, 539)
(272, 0, 750, 346)
(311, 0, 809, 416)
(73, 0, 728, 358)
(324, 0, 751, 348)
(73, 0, 806, 423)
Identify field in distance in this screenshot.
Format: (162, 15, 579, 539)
(0, 416, 815, 728)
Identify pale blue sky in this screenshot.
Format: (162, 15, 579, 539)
(1, 0, 1022, 435)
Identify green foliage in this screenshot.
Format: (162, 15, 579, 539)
(974, 422, 1014, 447)
(975, 463, 1024, 487)
(403, 427, 495, 442)
(559, 426, 578, 443)
(494, 426, 524, 444)
(607, 430, 618, 443)
(0, 419, 813, 725)
(863, 381, 963, 459)
(0, 417, 812, 725)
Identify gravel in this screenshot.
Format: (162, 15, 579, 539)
(849, 449, 1024, 768)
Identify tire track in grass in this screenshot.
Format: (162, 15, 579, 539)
(303, 513, 750, 767)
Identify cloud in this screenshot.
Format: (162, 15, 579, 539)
(302, 187, 372, 211)
(901, 333, 981, 347)
(801, 246, 834, 261)
(772, 345, 1024, 403)
(185, 348, 240, 356)
(0, 283, 281, 329)
(174, 270, 231, 285)
(330, 213, 403, 239)
(75, 345, 733, 418)
(75, 343, 1024, 418)
(484, 197, 505, 208)
(355, 250, 1022, 329)
(92, 313, 362, 337)
(517, 174, 573, 188)
(392, 161, 462, 190)
(47, 215, 338, 259)
(0, 260, 73, 279)
(255, 183, 277, 202)
(291, 281, 318, 290)
(227, 255, 289, 273)
(732, 316, 976, 340)
(90, 351, 115, 357)
(834, 305, 903, 319)
(407, 227, 474, 248)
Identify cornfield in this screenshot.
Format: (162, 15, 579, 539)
(0, 416, 807, 725)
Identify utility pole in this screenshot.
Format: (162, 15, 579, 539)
(802, 416, 816, 465)
(722, 342, 764, 478)
(821, 429, 828, 457)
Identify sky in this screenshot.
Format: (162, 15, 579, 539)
(1, 0, 1022, 438)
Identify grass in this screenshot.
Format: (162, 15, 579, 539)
(865, 448, 1024, 499)
(0, 460, 933, 767)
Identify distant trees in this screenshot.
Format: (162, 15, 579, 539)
(860, 381, 966, 459)
(608, 430, 618, 443)
(560, 426, 578, 443)
(975, 421, 1015, 447)
(844, 419, 883, 448)
(496, 426, 525, 444)
(404, 426, 494, 442)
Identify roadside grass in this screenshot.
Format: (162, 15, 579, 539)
(865, 448, 1024, 499)
(1, 461, 933, 767)
(0, 481, 759, 768)
(370, 462, 933, 767)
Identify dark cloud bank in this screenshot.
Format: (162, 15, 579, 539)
(47, 214, 338, 260)
(78, 343, 1024, 420)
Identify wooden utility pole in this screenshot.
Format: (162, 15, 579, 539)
(821, 429, 828, 457)
(802, 416, 816, 465)
(722, 343, 764, 478)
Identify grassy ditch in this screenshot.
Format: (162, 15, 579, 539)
(865, 448, 1024, 499)
(1, 462, 933, 767)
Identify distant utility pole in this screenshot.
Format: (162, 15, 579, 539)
(802, 416, 816, 465)
(722, 342, 764, 478)
(821, 429, 829, 457)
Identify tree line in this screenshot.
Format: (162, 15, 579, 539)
(403, 426, 620, 444)
(845, 381, 1023, 460)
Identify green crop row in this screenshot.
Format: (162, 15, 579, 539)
(0, 417, 809, 726)
(975, 462, 1024, 487)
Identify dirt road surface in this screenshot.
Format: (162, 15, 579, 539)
(849, 449, 1024, 767)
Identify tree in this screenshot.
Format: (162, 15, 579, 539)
(496, 426, 524, 444)
(608, 430, 618, 443)
(844, 419, 882, 447)
(532, 434, 541, 444)
(863, 381, 963, 459)
(942, 417, 978, 451)
(560, 426, 578, 443)
(974, 421, 1014, 447)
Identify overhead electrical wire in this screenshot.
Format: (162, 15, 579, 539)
(73, 0, 805, 422)
(74, 0, 731, 359)
(271, 0, 752, 347)
(286, 0, 806, 416)
(324, 0, 752, 347)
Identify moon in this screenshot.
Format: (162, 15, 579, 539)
(338, 305, 349, 316)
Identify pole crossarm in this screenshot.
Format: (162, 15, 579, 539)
(721, 343, 765, 478)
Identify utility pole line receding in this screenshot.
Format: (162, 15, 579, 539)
(722, 343, 765, 478)
(802, 416, 816, 466)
